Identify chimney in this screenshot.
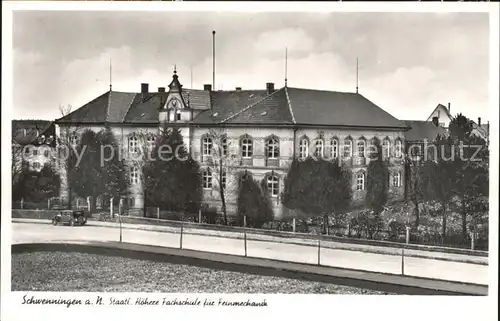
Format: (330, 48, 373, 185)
(235, 87, 242, 91)
(158, 87, 165, 93)
(141, 83, 149, 100)
(448, 102, 451, 113)
(478, 117, 481, 126)
(204, 84, 212, 91)
(266, 82, 275, 95)
(432, 116, 439, 127)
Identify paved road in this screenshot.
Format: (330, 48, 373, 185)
(12, 222, 488, 285)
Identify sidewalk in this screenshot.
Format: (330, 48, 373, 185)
(12, 218, 488, 265)
(12, 241, 488, 295)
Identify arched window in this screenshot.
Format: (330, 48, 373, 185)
(329, 138, 339, 159)
(314, 139, 324, 158)
(128, 134, 139, 154)
(241, 136, 253, 158)
(392, 172, 402, 187)
(395, 139, 403, 158)
(267, 174, 279, 197)
(357, 139, 365, 158)
(130, 166, 139, 184)
(202, 168, 212, 189)
(299, 138, 309, 159)
(266, 137, 280, 159)
(202, 136, 213, 157)
(356, 172, 365, 191)
(383, 138, 391, 159)
(343, 138, 352, 158)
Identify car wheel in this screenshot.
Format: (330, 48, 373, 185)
(52, 219, 58, 226)
(69, 219, 75, 227)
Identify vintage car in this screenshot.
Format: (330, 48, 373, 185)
(51, 210, 88, 226)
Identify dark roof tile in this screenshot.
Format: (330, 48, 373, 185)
(286, 87, 407, 128)
(403, 120, 448, 142)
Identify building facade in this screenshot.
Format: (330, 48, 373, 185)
(55, 70, 408, 218)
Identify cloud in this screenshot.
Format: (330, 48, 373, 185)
(11, 11, 490, 122)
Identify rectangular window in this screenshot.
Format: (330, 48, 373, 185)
(44, 150, 50, 157)
(33, 149, 38, 156)
(203, 169, 213, 189)
(356, 173, 365, 191)
(130, 167, 139, 184)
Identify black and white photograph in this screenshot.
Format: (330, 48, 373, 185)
(1, 2, 498, 321)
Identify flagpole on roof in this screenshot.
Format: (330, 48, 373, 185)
(285, 46, 288, 88)
(109, 58, 112, 92)
(356, 57, 359, 94)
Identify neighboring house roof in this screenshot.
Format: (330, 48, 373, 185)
(426, 103, 453, 122)
(56, 73, 407, 130)
(12, 120, 55, 146)
(471, 121, 490, 141)
(402, 120, 448, 142)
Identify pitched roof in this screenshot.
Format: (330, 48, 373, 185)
(12, 120, 55, 146)
(222, 88, 294, 124)
(193, 90, 269, 124)
(57, 78, 406, 129)
(402, 120, 448, 142)
(285, 87, 407, 128)
(426, 103, 453, 121)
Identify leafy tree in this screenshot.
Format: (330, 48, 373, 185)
(365, 139, 389, 210)
(68, 129, 103, 211)
(282, 157, 352, 233)
(12, 164, 60, 202)
(144, 125, 202, 215)
(260, 177, 276, 224)
(97, 126, 129, 203)
(421, 135, 456, 244)
(449, 114, 489, 242)
(236, 171, 270, 228)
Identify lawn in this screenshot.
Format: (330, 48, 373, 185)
(12, 252, 391, 294)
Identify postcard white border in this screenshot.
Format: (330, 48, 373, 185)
(2, 2, 499, 321)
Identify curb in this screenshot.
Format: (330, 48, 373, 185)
(12, 242, 488, 296)
(12, 218, 488, 266)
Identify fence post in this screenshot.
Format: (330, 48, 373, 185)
(157, 207, 160, 220)
(110, 197, 114, 218)
(87, 196, 91, 212)
(76, 198, 79, 209)
(21, 198, 24, 209)
(244, 215, 247, 228)
(244, 231, 247, 257)
(47, 198, 51, 209)
(406, 226, 411, 244)
(317, 232, 321, 266)
(180, 214, 184, 249)
(198, 209, 202, 224)
(292, 217, 296, 233)
(470, 232, 475, 251)
(401, 249, 405, 275)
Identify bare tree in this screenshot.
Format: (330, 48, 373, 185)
(205, 128, 239, 225)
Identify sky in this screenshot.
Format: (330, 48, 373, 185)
(12, 11, 490, 122)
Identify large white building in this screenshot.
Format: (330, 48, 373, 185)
(55, 70, 408, 217)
